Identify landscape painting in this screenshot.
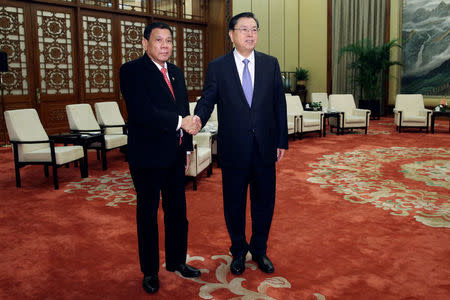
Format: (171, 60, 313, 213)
(401, 0, 450, 96)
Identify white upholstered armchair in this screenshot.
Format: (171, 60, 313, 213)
(394, 94, 432, 133)
(286, 95, 323, 139)
(4, 108, 85, 189)
(328, 94, 371, 134)
(66, 104, 127, 170)
(186, 132, 212, 190)
(94, 101, 128, 135)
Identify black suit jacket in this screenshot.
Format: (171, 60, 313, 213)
(194, 51, 288, 167)
(120, 54, 193, 168)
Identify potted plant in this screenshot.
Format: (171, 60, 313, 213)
(295, 67, 309, 86)
(338, 39, 401, 119)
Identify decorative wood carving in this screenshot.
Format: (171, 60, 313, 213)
(183, 27, 203, 91)
(37, 9, 74, 95)
(82, 15, 113, 94)
(0, 5, 28, 95)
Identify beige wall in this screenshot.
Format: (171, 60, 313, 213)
(232, 0, 327, 101)
(232, 0, 443, 107)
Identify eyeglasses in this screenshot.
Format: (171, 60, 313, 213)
(234, 27, 260, 34)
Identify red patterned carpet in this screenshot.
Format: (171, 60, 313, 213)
(0, 117, 449, 299)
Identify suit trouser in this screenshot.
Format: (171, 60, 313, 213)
(129, 147, 188, 276)
(221, 138, 276, 257)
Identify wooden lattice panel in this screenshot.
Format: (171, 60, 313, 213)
(0, 5, 28, 95)
(119, 0, 147, 12)
(183, 27, 203, 91)
(37, 10, 74, 95)
(120, 20, 145, 64)
(170, 25, 177, 65)
(152, 0, 177, 17)
(83, 15, 113, 94)
(80, 0, 112, 8)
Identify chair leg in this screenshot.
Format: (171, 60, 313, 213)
(193, 177, 197, 191)
(52, 164, 59, 190)
(15, 163, 21, 187)
(207, 163, 212, 177)
(44, 165, 49, 177)
(79, 158, 87, 178)
(365, 127, 368, 134)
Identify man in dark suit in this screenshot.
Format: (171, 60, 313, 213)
(194, 12, 288, 275)
(119, 22, 201, 294)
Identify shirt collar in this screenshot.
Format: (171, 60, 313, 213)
(151, 58, 167, 71)
(233, 49, 255, 65)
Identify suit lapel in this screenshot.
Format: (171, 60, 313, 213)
(252, 51, 263, 109)
(143, 54, 176, 103)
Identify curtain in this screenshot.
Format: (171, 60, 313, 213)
(331, 0, 386, 105)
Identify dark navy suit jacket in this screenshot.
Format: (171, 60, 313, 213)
(194, 51, 288, 168)
(120, 54, 193, 168)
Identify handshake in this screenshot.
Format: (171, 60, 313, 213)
(181, 115, 202, 135)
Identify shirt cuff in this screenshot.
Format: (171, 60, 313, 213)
(176, 115, 182, 131)
(186, 151, 191, 155)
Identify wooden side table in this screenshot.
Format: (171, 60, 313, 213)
(431, 110, 450, 133)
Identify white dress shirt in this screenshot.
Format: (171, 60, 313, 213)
(152, 60, 189, 154)
(151, 60, 183, 132)
(233, 49, 255, 88)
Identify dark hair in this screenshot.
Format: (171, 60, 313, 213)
(228, 12, 259, 31)
(143, 22, 173, 40)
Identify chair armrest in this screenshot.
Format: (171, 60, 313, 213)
(418, 109, 432, 117)
(302, 111, 323, 119)
(71, 129, 104, 134)
(193, 132, 212, 147)
(10, 139, 51, 144)
(100, 124, 128, 134)
(353, 109, 370, 116)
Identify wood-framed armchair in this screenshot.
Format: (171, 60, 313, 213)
(328, 94, 371, 135)
(4, 108, 85, 189)
(394, 94, 432, 133)
(66, 104, 127, 170)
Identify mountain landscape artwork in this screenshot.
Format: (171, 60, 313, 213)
(401, 0, 450, 95)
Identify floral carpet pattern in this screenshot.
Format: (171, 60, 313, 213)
(307, 147, 450, 228)
(65, 170, 136, 207)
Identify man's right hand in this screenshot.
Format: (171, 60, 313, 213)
(182, 115, 202, 135)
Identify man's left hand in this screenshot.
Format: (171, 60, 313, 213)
(277, 148, 286, 162)
(185, 153, 191, 174)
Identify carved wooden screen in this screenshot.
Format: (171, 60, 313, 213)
(0, 5, 28, 96)
(36, 9, 74, 95)
(120, 20, 146, 64)
(80, 0, 112, 8)
(153, 0, 177, 17)
(183, 27, 203, 91)
(82, 15, 114, 95)
(119, 0, 147, 12)
(120, 21, 177, 65)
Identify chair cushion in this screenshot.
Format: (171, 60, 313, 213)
(345, 115, 366, 123)
(402, 114, 426, 122)
(302, 118, 320, 127)
(196, 147, 211, 166)
(104, 134, 127, 149)
(21, 146, 84, 165)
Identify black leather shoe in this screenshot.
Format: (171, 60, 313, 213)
(167, 263, 201, 278)
(252, 254, 274, 273)
(142, 275, 159, 294)
(230, 256, 246, 275)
